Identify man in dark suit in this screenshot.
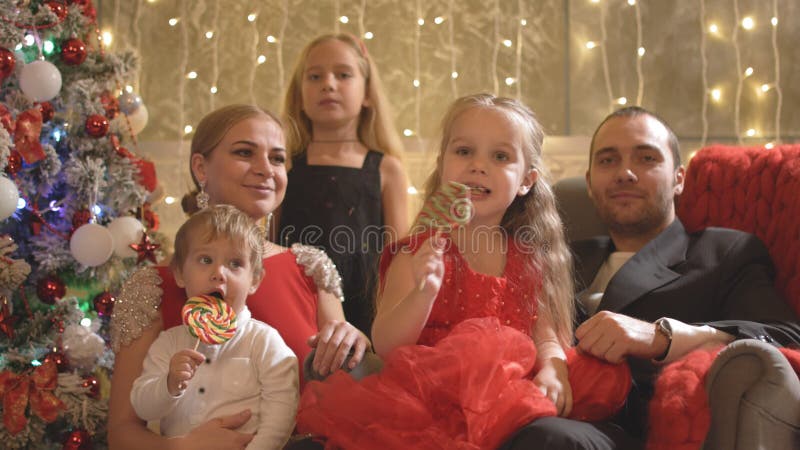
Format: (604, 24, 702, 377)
(501, 106, 800, 449)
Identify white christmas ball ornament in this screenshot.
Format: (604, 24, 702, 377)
(118, 92, 142, 115)
(126, 103, 148, 135)
(62, 323, 106, 370)
(70, 223, 113, 267)
(19, 60, 62, 101)
(0, 176, 19, 221)
(107, 216, 144, 258)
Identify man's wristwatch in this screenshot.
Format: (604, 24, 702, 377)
(654, 318, 673, 361)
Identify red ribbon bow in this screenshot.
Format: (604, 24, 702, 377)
(0, 360, 65, 435)
(13, 108, 46, 164)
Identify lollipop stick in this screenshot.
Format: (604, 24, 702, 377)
(193, 338, 200, 352)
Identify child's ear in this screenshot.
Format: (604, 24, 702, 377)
(249, 272, 263, 295)
(174, 269, 186, 289)
(518, 168, 538, 196)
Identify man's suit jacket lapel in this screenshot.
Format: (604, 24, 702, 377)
(598, 220, 689, 313)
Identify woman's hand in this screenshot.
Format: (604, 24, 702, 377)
(171, 410, 254, 450)
(308, 320, 371, 377)
(532, 357, 573, 417)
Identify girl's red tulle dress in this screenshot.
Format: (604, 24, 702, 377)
(297, 233, 631, 449)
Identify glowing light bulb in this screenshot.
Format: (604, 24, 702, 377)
(434, 17, 444, 25)
(184, 125, 193, 134)
(708, 23, 718, 34)
(266, 35, 277, 43)
(43, 40, 54, 54)
(187, 71, 197, 79)
(16, 198, 26, 210)
(205, 31, 214, 39)
(744, 67, 753, 77)
(257, 55, 266, 64)
(364, 32, 374, 39)
(627, 0, 636, 5)
(638, 47, 645, 57)
(418, 18, 425, 26)
(771, 17, 778, 26)
(711, 88, 722, 102)
(403, 129, 413, 137)
(80, 318, 91, 327)
(745, 129, 756, 137)
(165, 196, 176, 205)
(125, 85, 134, 93)
(168, 18, 179, 26)
(247, 13, 257, 22)
(413, 79, 420, 88)
(451, 71, 459, 79)
(24, 34, 35, 46)
(741, 17, 754, 30)
(503, 39, 512, 47)
(210, 86, 218, 94)
(407, 186, 419, 195)
(761, 84, 771, 92)
(616, 97, 627, 105)
(505, 77, 515, 86)
(765, 142, 774, 149)
(585, 41, 597, 49)
(590, 0, 600, 3)
(92, 205, 101, 216)
(14, 43, 22, 51)
(339, 16, 349, 24)
(520, 19, 527, 26)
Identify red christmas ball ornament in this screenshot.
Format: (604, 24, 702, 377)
(82, 376, 100, 398)
(60, 38, 87, 66)
(37, 274, 66, 305)
(100, 91, 119, 119)
(46, 1, 68, 20)
(92, 291, 115, 316)
(0, 47, 14, 82)
(37, 101, 55, 122)
(71, 209, 91, 230)
(69, 0, 96, 21)
(85, 114, 109, 138)
(5, 151, 22, 175)
(63, 429, 92, 450)
(44, 349, 69, 371)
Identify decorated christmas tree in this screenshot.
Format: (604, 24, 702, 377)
(0, 1, 160, 448)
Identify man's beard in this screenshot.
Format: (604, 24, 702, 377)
(597, 193, 673, 238)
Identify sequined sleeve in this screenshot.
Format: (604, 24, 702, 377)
(291, 244, 344, 303)
(110, 266, 164, 352)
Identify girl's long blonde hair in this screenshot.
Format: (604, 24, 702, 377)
(283, 34, 403, 159)
(423, 94, 575, 346)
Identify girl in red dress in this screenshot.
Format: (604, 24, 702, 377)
(297, 94, 631, 450)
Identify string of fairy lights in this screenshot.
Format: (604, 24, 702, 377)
(105, 0, 788, 174)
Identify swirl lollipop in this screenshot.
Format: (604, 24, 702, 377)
(413, 181, 474, 231)
(412, 181, 474, 290)
(182, 294, 237, 349)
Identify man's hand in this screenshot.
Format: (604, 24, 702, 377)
(171, 410, 254, 450)
(575, 311, 669, 363)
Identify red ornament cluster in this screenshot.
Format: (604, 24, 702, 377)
(63, 429, 92, 450)
(84, 114, 108, 138)
(0, 47, 15, 81)
(46, 1, 68, 20)
(37, 101, 55, 122)
(60, 38, 87, 66)
(43, 349, 69, 371)
(92, 291, 115, 316)
(36, 274, 66, 305)
(71, 209, 91, 231)
(82, 376, 100, 399)
(5, 151, 22, 175)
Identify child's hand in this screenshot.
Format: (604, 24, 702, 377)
(168, 349, 206, 396)
(532, 357, 573, 417)
(411, 234, 446, 297)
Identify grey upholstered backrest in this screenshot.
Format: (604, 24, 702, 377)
(553, 176, 608, 243)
